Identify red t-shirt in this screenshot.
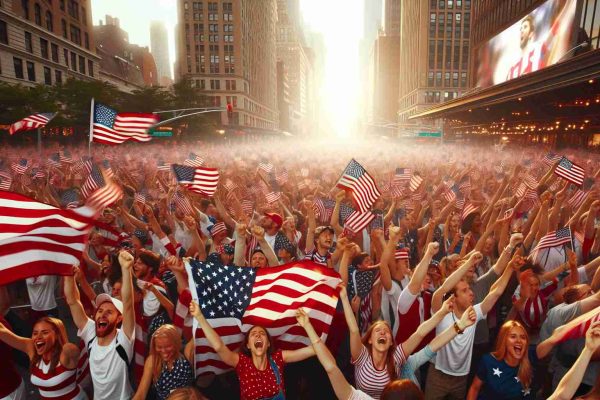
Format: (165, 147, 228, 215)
(0, 316, 22, 396)
(235, 349, 285, 400)
(394, 291, 433, 352)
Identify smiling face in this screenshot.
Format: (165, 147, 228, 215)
(368, 322, 393, 353)
(251, 251, 268, 268)
(94, 302, 122, 338)
(133, 257, 150, 279)
(506, 326, 528, 361)
(246, 326, 270, 357)
(154, 336, 177, 363)
(32, 321, 57, 357)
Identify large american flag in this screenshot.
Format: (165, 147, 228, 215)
(9, 113, 55, 135)
(532, 227, 572, 260)
(186, 259, 341, 376)
(172, 164, 219, 197)
(313, 198, 336, 223)
(336, 159, 381, 213)
(91, 102, 158, 145)
(184, 152, 205, 167)
(0, 191, 95, 285)
(344, 210, 376, 235)
(554, 157, 585, 186)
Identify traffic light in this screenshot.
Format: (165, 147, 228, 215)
(226, 103, 234, 125)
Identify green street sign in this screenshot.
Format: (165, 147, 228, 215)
(418, 131, 442, 138)
(150, 129, 173, 137)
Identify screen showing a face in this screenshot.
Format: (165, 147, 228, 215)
(475, 0, 578, 89)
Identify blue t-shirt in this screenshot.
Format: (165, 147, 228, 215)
(476, 346, 537, 400)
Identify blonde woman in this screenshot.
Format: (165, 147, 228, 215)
(133, 324, 194, 400)
(0, 316, 85, 399)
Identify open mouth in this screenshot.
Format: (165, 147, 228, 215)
(513, 344, 523, 356)
(35, 341, 45, 352)
(97, 320, 109, 331)
(377, 337, 386, 345)
(254, 340, 264, 349)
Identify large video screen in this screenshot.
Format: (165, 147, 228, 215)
(475, 0, 578, 89)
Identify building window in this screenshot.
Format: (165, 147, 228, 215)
(429, 13, 436, 36)
(210, 79, 220, 90)
(88, 59, 93, 77)
(438, 0, 444, 9)
(67, 0, 79, 20)
(81, 7, 86, 25)
(461, 71, 467, 87)
(70, 51, 76, 70)
(25, 31, 33, 53)
(448, 0, 453, 7)
(22, 0, 29, 19)
(44, 66, 51, 84)
(40, 38, 49, 59)
(46, 11, 53, 31)
(427, 71, 434, 86)
(436, 39, 443, 68)
(452, 72, 458, 87)
(51, 43, 59, 62)
(444, 72, 450, 86)
(0, 20, 7, 45)
(63, 48, 69, 66)
(435, 71, 442, 86)
(84, 32, 89, 49)
(55, 69, 62, 84)
(434, 91, 440, 102)
(26, 61, 35, 81)
(70, 24, 81, 45)
(428, 39, 435, 68)
(61, 19, 67, 38)
(34, 3, 41, 25)
(78, 55, 84, 74)
(13, 57, 24, 79)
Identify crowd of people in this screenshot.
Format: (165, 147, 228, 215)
(0, 137, 600, 400)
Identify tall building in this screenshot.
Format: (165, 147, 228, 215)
(94, 15, 159, 92)
(276, 0, 313, 135)
(382, 0, 401, 36)
(175, 0, 278, 130)
(150, 20, 173, 87)
(359, 0, 383, 130)
(397, 0, 471, 124)
(0, 0, 99, 86)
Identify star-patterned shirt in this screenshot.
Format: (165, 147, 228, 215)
(236, 349, 286, 400)
(476, 347, 538, 400)
(154, 357, 193, 400)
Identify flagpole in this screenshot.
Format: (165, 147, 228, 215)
(88, 98, 94, 156)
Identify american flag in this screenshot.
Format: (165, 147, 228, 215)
(409, 173, 423, 192)
(515, 183, 527, 198)
(532, 227, 572, 260)
(348, 267, 378, 334)
(393, 168, 412, 185)
(339, 204, 355, 225)
(11, 159, 28, 175)
(91, 102, 158, 145)
(336, 159, 381, 213)
(494, 160, 505, 174)
(208, 222, 227, 238)
(313, 198, 335, 223)
(241, 200, 254, 217)
(0, 191, 94, 285)
(186, 259, 341, 376)
(258, 162, 274, 174)
(81, 165, 105, 198)
(0, 171, 13, 191)
(344, 210, 376, 235)
(47, 153, 61, 168)
(184, 152, 205, 167)
(9, 112, 55, 135)
(32, 168, 45, 180)
(60, 189, 80, 209)
(543, 152, 562, 167)
(461, 203, 478, 220)
(522, 173, 539, 189)
(101, 160, 114, 178)
(157, 160, 171, 172)
(172, 164, 219, 197)
(390, 185, 404, 199)
(568, 189, 588, 210)
(455, 197, 465, 210)
(86, 181, 123, 211)
(554, 305, 600, 345)
(134, 192, 146, 205)
(275, 170, 289, 186)
(59, 150, 73, 164)
(458, 177, 471, 195)
(443, 185, 458, 203)
(173, 190, 194, 215)
(555, 157, 585, 186)
(265, 191, 281, 204)
(223, 179, 238, 193)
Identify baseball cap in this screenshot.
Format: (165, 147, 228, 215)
(264, 212, 283, 229)
(95, 294, 123, 314)
(314, 226, 335, 237)
(395, 248, 410, 260)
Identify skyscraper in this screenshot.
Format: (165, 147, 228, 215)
(175, 0, 278, 130)
(150, 20, 173, 86)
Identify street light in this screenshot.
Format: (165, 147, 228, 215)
(217, 129, 225, 135)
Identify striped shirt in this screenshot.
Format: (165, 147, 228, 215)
(303, 249, 330, 266)
(30, 360, 85, 400)
(513, 280, 558, 330)
(352, 344, 406, 399)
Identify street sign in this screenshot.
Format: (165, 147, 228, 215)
(149, 128, 173, 137)
(418, 131, 442, 138)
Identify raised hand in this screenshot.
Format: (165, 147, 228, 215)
(165, 255, 185, 274)
(585, 321, 600, 352)
(189, 301, 201, 318)
(468, 251, 483, 264)
(459, 305, 477, 328)
(251, 225, 265, 240)
(440, 294, 454, 314)
(295, 308, 310, 328)
(236, 223, 248, 238)
(426, 242, 440, 256)
(509, 232, 524, 248)
(118, 250, 134, 269)
(567, 249, 577, 268)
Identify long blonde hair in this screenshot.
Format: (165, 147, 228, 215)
(492, 321, 532, 389)
(361, 320, 397, 381)
(30, 317, 68, 374)
(150, 324, 183, 383)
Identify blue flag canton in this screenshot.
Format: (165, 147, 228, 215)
(94, 104, 117, 128)
(61, 189, 80, 206)
(346, 159, 366, 178)
(189, 259, 256, 319)
(348, 266, 376, 299)
(556, 226, 571, 240)
(89, 165, 106, 186)
(172, 164, 195, 183)
(559, 157, 573, 170)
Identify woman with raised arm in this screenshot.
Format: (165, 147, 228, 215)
(339, 282, 474, 399)
(0, 316, 85, 399)
(189, 301, 315, 400)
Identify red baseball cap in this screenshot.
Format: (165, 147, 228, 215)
(264, 212, 283, 229)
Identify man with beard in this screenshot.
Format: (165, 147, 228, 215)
(65, 251, 136, 399)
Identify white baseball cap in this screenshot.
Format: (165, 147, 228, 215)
(95, 294, 124, 314)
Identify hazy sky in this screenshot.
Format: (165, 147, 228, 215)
(91, 0, 363, 136)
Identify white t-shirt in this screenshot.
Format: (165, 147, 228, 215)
(26, 275, 58, 311)
(264, 232, 277, 250)
(78, 319, 134, 400)
(380, 277, 414, 338)
(349, 387, 375, 400)
(433, 303, 485, 376)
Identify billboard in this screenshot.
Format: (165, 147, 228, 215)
(475, 0, 579, 88)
